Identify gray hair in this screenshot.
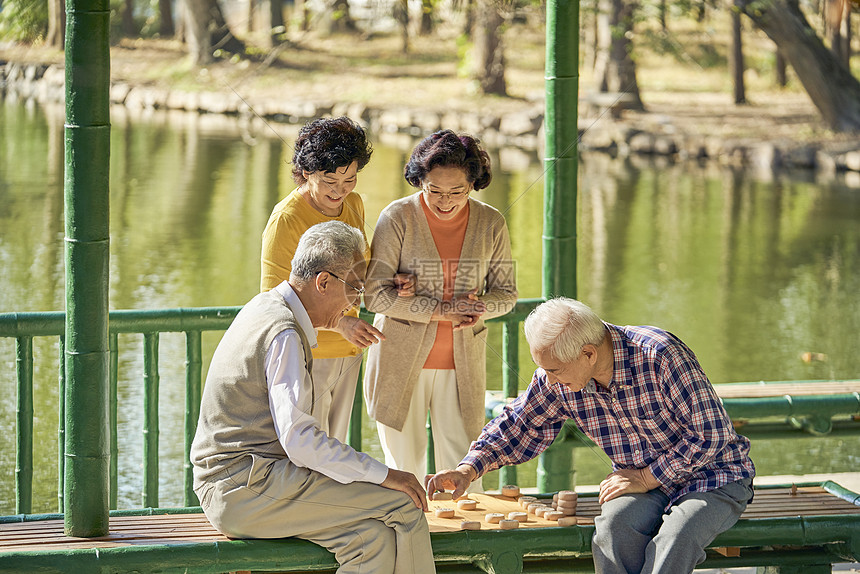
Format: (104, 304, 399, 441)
(523, 297, 606, 362)
(291, 221, 366, 282)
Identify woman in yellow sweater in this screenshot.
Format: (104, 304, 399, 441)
(261, 117, 383, 442)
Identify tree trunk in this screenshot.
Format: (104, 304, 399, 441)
(695, 0, 707, 22)
(122, 0, 138, 36)
(327, 0, 358, 34)
(46, 0, 65, 49)
(270, 0, 285, 45)
(462, 0, 474, 39)
(731, 2, 746, 104)
(582, 0, 598, 71)
(593, 0, 644, 109)
(395, 0, 409, 53)
(826, 0, 850, 68)
(472, 0, 506, 96)
(775, 47, 787, 87)
(420, 0, 433, 35)
(248, 0, 258, 32)
(210, 0, 247, 54)
(295, 0, 310, 31)
(184, 0, 213, 65)
(159, 0, 175, 37)
(738, 0, 860, 131)
(184, 0, 246, 65)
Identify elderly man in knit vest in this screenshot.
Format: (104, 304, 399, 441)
(191, 221, 436, 574)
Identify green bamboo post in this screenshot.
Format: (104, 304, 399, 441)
(63, 0, 111, 536)
(543, 0, 580, 299)
(184, 331, 202, 506)
(498, 319, 519, 489)
(426, 411, 436, 475)
(143, 333, 160, 508)
(540, 0, 580, 493)
(346, 360, 363, 452)
(109, 333, 118, 509)
(16, 336, 33, 515)
(57, 335, 65, 512)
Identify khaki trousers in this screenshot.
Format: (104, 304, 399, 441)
(312, 356, 363, 442)
(197, 455, 436, 574)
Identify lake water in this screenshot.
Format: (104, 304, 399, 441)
(1, 98, 858, 514)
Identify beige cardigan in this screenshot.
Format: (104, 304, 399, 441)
(363, 193, 518, 440)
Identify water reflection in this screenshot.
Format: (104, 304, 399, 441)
(1, 99, 858, 514)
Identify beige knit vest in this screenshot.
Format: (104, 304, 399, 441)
(190, 289, 313, 484)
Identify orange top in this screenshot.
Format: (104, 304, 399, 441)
(420, 194, 470, 369)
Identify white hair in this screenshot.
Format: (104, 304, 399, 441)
(291, 221, 365, 282)
(523, 297, 606, 362)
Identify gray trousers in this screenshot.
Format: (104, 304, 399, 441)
(196, 455, 436, 574)
(592, 478, 753, 574)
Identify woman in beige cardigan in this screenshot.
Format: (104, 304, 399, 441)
(363, 130, 518, 489)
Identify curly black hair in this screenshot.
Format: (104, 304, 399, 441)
(291, 117, 373, 185)
(403, 130, 492, 190)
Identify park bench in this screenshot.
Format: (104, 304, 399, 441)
(2, 481, 859, 574)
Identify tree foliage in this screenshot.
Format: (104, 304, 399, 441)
(0, 0, 49, 41)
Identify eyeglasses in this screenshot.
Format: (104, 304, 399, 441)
(324, 271, 365, 296)
(423, 189, 470, 201)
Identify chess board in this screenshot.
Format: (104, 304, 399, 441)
(426, 493, 594, 532)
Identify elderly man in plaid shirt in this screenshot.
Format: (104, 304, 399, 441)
(427, 297, 755, 574)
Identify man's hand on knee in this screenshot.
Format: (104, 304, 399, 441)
(381, 469, 429, 512)
(599, 467, 662, 504)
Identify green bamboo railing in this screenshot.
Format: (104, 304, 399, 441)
(2, 307, 241, 514)
(0, 300, 542, 516)
(5, 302, 860, 516)
(5, 301, 860, 517)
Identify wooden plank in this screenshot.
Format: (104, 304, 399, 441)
(714, 547, 741, 557)
(714, 380, 860, 398)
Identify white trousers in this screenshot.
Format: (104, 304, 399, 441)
(377, 369, 482, 492)
(312, 356, 363, 442)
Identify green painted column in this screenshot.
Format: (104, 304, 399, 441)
(543, 0, 580, 299)
(63, 0, 111, 537)
(540, 0, 580, 493)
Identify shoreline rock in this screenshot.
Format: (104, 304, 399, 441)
(2, 60, 858, 177)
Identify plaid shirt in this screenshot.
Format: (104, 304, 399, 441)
(464, 323, 755, 506)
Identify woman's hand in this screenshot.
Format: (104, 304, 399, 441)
(431, 288, 485, 328)
(334, 315, 385, 348)
(393, 273, 416, 297)
(450, 287, 486, 316)
(448, 313, 479, 329)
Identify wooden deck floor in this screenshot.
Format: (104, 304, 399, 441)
(2, 486, 859, 554)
